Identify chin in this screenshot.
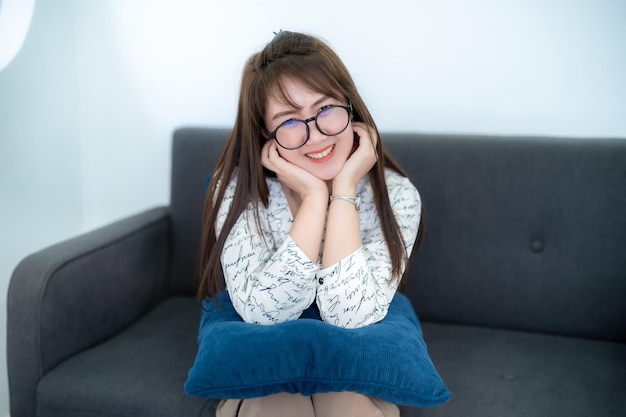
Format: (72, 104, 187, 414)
(302, 163, 343, 181)
(307, 169, 340, 182)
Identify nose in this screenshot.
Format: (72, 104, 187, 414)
(306, 119, 326, 144)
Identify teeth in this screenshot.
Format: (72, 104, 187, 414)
(307, 145, 334, 159)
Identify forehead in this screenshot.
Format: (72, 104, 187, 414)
(266, 77, 327, 110)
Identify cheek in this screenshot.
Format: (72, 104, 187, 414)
(337, 130, 356, 157)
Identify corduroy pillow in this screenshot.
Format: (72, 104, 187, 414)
(185, 291, 451, 408)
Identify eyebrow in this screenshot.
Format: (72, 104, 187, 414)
(271, 95, 332, 121)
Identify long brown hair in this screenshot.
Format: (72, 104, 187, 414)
(197, 31, 416, 300)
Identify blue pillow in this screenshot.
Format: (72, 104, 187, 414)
(185, 291, 451, 408)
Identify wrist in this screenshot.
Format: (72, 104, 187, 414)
(329, 195, 361, 211)
(301, 189, 329, 205)
(330, 180, 357, 197)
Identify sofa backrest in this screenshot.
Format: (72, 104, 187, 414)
(169, 127, 229, 295)
(170, 127, 626, 342)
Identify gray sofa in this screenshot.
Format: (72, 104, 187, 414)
(8, 127, 626, 417)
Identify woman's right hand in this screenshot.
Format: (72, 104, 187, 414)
(261, 140, 328, 202)
(262, 139, 328, 262)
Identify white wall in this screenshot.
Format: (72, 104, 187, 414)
(1, 0, 625, 414)
(1, 1, 83, 413)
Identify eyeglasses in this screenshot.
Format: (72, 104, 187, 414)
(266, 103, 353, 150)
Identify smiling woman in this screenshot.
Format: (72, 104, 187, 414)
(0, 0, 35, 72)
(191, 30, 434, 417)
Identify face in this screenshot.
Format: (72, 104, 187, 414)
(264, 78, 354, 181)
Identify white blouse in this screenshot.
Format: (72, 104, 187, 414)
(216, 168, 421, 329)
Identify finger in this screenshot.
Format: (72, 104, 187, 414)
(352, 124, 375, 152)
(266, 141, 291, 174)
(356, 123, 378, 148)
(369, 126, 379, 148)
(261, 141, 277, 171)
(267, 141, 283, 164)
(261, 139, 271, 155)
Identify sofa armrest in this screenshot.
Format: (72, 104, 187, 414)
(7, 207, 171, 416)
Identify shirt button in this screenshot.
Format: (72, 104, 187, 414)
(318, 278, 324, 285)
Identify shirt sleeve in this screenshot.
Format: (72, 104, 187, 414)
(316, 173, 421, 328)
(216, 176, 319, 325)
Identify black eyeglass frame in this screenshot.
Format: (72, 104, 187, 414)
(265, 103, 353, 150)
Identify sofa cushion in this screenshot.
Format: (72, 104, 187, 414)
(184, 291, 451, 408)
(387, 135, 626, 342)
(398, 322, 626, 417)
(36, 297, 217, 417)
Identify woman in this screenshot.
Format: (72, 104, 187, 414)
(197, 30, 422, 417)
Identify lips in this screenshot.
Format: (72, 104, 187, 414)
(306, 145, 335, 159)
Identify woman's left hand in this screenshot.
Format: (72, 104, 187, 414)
(261, 139, 329, 202)
(332, 121, 378, 192)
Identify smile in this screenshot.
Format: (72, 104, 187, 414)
(306, 145, 335, 159)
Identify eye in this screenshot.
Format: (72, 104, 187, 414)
(317, 105, 341, 120)
(318, 105, 334, 114)
(280, 119, 300, 128)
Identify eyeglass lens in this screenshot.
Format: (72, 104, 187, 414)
(275, 106, 350, 149)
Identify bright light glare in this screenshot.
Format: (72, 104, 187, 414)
(0, 0, 36, 72)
